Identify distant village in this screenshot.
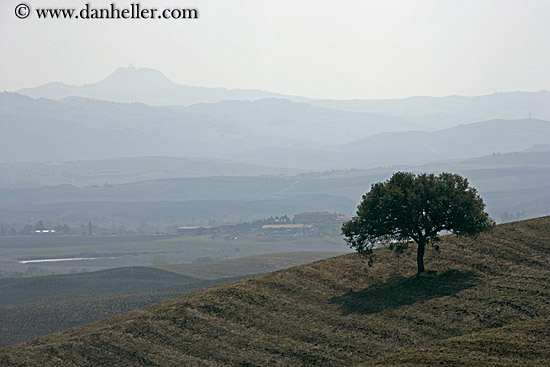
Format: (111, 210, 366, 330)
(0, 212, 354, 238)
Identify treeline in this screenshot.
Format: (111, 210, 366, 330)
(0, 220, 104, 236)
(0, 220, 71, 236)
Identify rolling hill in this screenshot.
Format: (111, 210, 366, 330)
(0, 252, 342, 347)
(1, 217, 548, 366)
(370, 317, 550, 366)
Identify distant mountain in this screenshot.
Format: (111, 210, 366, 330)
(16, 66, 308, 106)
(340, 119, 550, 164)
(178, 98, 414, 144)
(0, 93, 296, 162)
(338, 118, 550, 165)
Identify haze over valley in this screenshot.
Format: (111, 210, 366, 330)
(1, 67, 548, 231)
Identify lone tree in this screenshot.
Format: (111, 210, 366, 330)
(342, 172, 494, 274)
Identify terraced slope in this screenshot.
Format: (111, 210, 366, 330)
(371, 317, 550, 366)
(1, 217, 549, 366)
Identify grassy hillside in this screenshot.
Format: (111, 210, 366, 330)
(1, 217, 549, 366)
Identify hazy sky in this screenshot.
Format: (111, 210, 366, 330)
(1, 0, 549, 99)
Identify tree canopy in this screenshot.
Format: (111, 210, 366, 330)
(342, 172, 494, 274)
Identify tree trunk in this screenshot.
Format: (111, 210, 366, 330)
(416, 238, 425, 274)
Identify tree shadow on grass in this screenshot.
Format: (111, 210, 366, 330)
(330, 269, 480, 315)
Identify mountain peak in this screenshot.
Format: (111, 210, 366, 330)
(98, 66, 175, 88)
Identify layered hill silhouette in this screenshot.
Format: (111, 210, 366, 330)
(0, 93, 412, 164)
(1, 217, 548, 366)
(0, 156, 300, 188)
(2, 151, 548, 224)
(336, 118, 550, 166)
(311, 90, 550, 130)
(230, 118, 550, 168)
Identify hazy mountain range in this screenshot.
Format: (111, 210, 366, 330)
(0, 92, 415, 163)
(16, 66, 550, 130)
(2, 91, 549, 169)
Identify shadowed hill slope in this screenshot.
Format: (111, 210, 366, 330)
(0, 217, 549, 366)
(0, 267, 199, 305)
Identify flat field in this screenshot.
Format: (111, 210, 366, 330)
(0, 234, 350, 276)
